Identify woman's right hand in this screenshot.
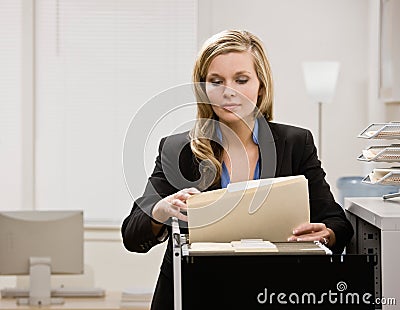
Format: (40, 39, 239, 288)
(151, 187, 200, 224)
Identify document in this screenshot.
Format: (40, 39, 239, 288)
(362, 147, 382, 160)
(186, 175, 310, 243)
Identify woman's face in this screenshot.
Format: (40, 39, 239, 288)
(205, 51, 261, 125)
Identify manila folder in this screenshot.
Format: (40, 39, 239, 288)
(187, 175, 310, 243)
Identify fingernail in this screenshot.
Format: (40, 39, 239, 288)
(297, 238, 302, 242)
(293, 230, 298, 234)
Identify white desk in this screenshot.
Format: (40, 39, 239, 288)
(345, 197, 400, 310)
(0, 291, 150, 310)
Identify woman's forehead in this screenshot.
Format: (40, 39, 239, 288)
(207, 51, 256, 76)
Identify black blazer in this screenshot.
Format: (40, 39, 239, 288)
(121, 119, 354, 310)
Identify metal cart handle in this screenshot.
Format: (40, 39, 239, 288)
(172, 217, 182, 310)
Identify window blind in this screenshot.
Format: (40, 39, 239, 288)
(35, 0, 197, 223)
(0, 0, 24, 211)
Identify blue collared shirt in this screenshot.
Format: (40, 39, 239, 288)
(216, 119, 261, 188)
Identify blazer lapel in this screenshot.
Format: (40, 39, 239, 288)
(258, 118, 285, 178)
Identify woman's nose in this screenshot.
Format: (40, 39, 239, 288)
(222, 84, 236, 97)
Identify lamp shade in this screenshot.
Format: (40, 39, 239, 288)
(302, 61, 340, 103)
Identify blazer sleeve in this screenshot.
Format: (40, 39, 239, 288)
(298, 129, 354, 253)
(121, 137, 176, 253)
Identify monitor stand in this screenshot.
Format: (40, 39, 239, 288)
(1, 257, 106, 303)
(16, 257, 64, 306)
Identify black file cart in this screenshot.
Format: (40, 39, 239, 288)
(172, 219, 376, 310)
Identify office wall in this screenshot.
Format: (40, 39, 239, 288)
(83, 228, 167, 291)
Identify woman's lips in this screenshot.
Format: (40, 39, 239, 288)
(221, 103, 240, 111)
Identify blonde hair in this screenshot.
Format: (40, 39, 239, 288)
(190, 29, 274, 187)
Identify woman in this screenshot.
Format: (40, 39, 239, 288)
(121, 29, 354, 310)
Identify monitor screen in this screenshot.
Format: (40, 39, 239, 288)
(0, 210, 84, 275)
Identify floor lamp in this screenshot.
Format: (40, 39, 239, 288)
(302, 61, 340, 159)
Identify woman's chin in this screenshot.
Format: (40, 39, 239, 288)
(218, 114, 248, 125)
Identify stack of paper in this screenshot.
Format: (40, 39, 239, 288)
(120, 287, 152, 309)
(189, 239, 277, 254)
(189, 242, 235, 254)
(230, 239, 277, 252)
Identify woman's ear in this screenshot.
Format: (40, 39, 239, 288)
(258, 85, 264, 96)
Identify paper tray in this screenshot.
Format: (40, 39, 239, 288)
(358, 144, 400, 162)
(362, 169, 400, 186)
(358, 122, 400, 139)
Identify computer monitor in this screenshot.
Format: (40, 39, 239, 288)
(0, 210, 84, 306)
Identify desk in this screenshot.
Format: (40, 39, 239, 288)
(345, 197, 400, 310)
(0, 292, 150, 310)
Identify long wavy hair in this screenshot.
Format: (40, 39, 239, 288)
(189, 29, 274, 187)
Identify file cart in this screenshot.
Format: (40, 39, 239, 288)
(172, 218, 376, 310)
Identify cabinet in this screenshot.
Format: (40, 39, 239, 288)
(345, 197, 400, 310)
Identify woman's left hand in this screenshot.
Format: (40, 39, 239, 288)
(287, 223, 336, 247)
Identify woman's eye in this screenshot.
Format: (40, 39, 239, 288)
(210, 80, 223, 86)
(237, 78, 248, 84)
